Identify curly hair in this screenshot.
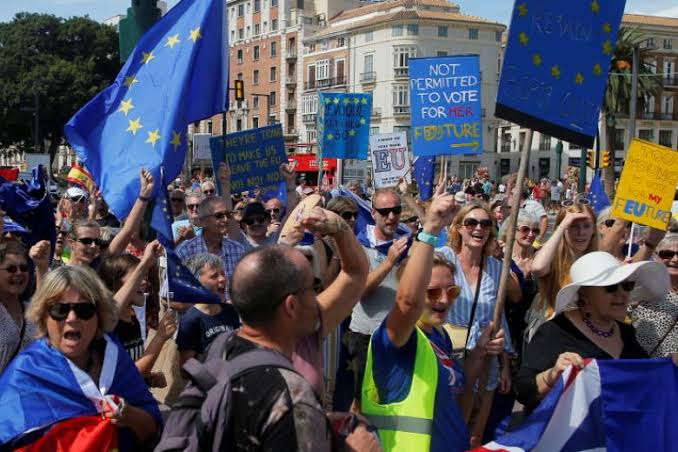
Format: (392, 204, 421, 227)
(446, 202, 497, 257)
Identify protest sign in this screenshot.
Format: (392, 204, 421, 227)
(318, 92, 372, 160)
(495, 0, 626, 148)
(611, 139, 678, 230)
(209, 124, 287, 196)
(409, 55, 483, 157)
(192, 134, 212, 161)
(370, 132, 411, 189)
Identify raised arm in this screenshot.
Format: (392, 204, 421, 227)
(278, 163, 299, 226)
(108, 169, 155, 256)
(531, 211, 590, 277)
(112, 240, 160, 309)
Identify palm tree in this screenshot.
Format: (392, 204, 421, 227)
(602, 27, 663, 196)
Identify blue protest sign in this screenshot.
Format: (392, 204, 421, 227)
(496, 0, 626, 148)
(209, 124, 287, 196)
(409, 55, 483, 157)
(318, 92, 372, 160)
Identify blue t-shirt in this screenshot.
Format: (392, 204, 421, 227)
(176, 305, 240, 355)
(370, 319, 470, 451)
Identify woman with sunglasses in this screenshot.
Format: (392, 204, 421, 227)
(437, 202, 516, 446)
(631, 234, 678, 358)
(0, 241, 37, 373)
(0, 266, 161, 449)
(527, 202, 598, 344)
(597, 207, 666, 263)
(515, 251, 668, 413)
(361, 193, 505, 451)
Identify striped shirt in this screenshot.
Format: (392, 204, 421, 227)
(436, 247, 514, 354)
(176, 235, 245, 280)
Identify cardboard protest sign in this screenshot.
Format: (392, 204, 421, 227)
(209, 124, 286, 197)
(192, 134, 212, 161)
(611, 139, 678, 230)
(409, 55, 483, 157)
(370, 132, 411, 189)
(318, 92, 372, 159)
(496, 0, 625, 148)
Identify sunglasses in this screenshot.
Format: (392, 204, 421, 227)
(243, 215, 268, 226)
(265, 208, 281, 215)
(462, 218, 493, 229)
(341, 211, 359, 221)
(187, 204, 200, 211)
(203, 189, 215, 195)
(604, 281, 636, 293)
(210, 211, 232, 220)
(170, 198, 185, 203)
(517, 225, 540, 235)
(0, 264, 29, 274)
(69, 196, 87, 204)
(426, 285, 461, 302)
(561, 198, 591, 207)
(657, 250, 678, 260)
(405, 216, 419, 223)
(374, 206, 402, 216)
(75, 237, 105, 247)
(47, 302, 97, 321)
(603, 219, 631, 229)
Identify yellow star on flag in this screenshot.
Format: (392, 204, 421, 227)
(333, 98, 340, 104)
(575, 73, 585, 85)
(145, 129, 161, 147)
(551, 65, 561, 79)
(603, 23, 612, 33)
(124, 75, 139, 89)
(591, 0, 600, 13)
(519, 32, 529, 46)
(359, 118, 366, 125)
(324, 98, 331, 104)
(327, 133, 334, 140)
(165, 34, 181, 49)
(170, 131, 182, 151)
(517, 3, 528, 16)
(602, 40, 613, 55)
(127, 117, 143, 135)
(189, 27, 202, 43)
(141, 51, 156, 65)
(361, 98, 368, 105)
(532, 53, 542, 66)
(343, 98, 351, 105)
(118, 98, 134, 116)
(353, 98, 360, 105)
(593, 63, 603, 76)
(348, 129, 356, 137)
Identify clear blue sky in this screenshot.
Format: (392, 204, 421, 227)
(0, 0, 676, 24)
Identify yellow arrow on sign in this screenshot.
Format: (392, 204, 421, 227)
(450, 140, 480, 151)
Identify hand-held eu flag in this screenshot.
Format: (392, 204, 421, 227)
(413, 156, 435, 201)
(587, 170, 611, 215)
(64, 0, 228, 221)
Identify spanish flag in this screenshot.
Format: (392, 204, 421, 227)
(67, 164, 95, 192)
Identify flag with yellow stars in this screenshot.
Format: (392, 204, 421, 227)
(318, 92, 372, 159)
(496, 0, 626, 149)
(64, 0, 228, 220)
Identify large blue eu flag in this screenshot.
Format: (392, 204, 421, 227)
(64, 0, 228, 220)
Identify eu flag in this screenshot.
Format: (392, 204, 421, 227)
(164, 246, 221, 304)
(587, 170, 611, 215)
(64, 0, 228, 220)
(150, 184, 175, 247)
(413, 156, 435, 201)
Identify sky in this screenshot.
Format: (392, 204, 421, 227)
(0, 0, 677, 24)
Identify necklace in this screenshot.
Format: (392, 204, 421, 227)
(581, 311, 615, 338)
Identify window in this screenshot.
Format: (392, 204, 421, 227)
(659, 130, 673, 147)
(307, 65, 316, 87)
(393, 46, 416, 76)
(469, 28, 479, 40)
(365, 31, 373, 42)
(438, 26, 448, 37)
(370, 127, 380, 135)
(539, 134, 552, 151)
(364, 54, 374, 73)
(393, 84, 409, 114)
(316, 59, 330, 80)
(335, 59, 345, 83)
(238, 4, 244, 16)
(611, 129, 624, 150)
(236, 119, 242, 131)
(519, 131, 526, 149)
(246, 26, 250, 37)
(307, 131, 317, 143)
(320, 40, 329, 51)
(302, 94, 318, 114)
(644, 95, 656, 117)
(459, 161, 480, 180)
(238, 28, 244, 40)
(664, 39, 673, 50)
(272, 19, 278, 31)
(271, 41, 277, 57)
(639, 129, 654, 141)
(254, 0, 261, 12)
(255, 23, 260, 35)
(496, 31, 502, 42)
(253, 45, 260, 60)
(236, 72, 243, 81)
(253, 69, 260, 85)
(270, 66, 277, 81)
(406, 24, 419, 36)
(437, 51, 448, 57)
(662, 95, 674, 119)
(207, 120, 213, 134)
(271, 0, 277, 6)
(252, 117, 259, 129)
(237, 49, 243, 64)
(297, 0, 304, 8)
(392, 25, 403, 37)
(269, 91, 276, 107)
(337, 37, 346, 47)
(253, 96, 260, 109)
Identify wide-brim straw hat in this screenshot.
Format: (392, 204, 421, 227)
(555, 251, 669, 314)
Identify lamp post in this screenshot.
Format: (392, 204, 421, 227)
(555, 140, 563, 180)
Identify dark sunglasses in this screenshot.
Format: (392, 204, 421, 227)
(187, 204, 200, 211)
(69, 196, 87, 204)
(517, 225, 540, 235)
(404, 216, 419, 223)
(203, 189, 215, 195)
(657, 250, 678, 260)
(426, 285, 461, 302)
(462, 218, 493, 229)
(210, 211, 232, 220)
(0, 264, 29, 274)
(47, 302, 97, 321)
(244, 215, 268, 226)
(265, 208, 281, 215)
(170, 197, 185, 203)
(604, 281, 636, 293)
(75, 237, 105, 247)
(603, 219, 631, 229)
(374, 206, 402, 216)
(341, 211, 359, 221)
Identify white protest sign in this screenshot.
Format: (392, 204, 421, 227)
(370, 132, 411, 189)
(192, 133, 212, 161)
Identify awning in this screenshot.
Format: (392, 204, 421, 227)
(288, 154, 337, 172)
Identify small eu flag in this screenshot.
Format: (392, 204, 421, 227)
(164, 245, 221, 304)
(414, 157, 435, 201)
(151, 184, 175, 247)
(64, 0, 228, 220)
(587, 170, 611, 215)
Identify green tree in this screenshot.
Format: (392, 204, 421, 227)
(0, 13, 120, 168)
(602, 27, 663, 196)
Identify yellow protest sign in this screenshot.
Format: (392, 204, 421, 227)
(611, 139, 678, 230)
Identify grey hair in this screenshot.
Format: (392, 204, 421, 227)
(197, 196, 227, 219)
(184, 253, 225, 279)
(516, 211, 538, 227)
(185, 191, 206, 204)
(657, 233, 678, 251)
(596, 207, 612, 227)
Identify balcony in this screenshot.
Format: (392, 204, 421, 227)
(394, 67, 408, 78)
(286, 49, 297, 60)
(302, 113, 317, 123)
(393, 105, 410, 116)
(285, 104, 297, 112)
(304, 76, 347, 90)
(284, 128, 298, 137)
(663, 76, 678, 86)
(286, 77, 297, 87)
(371, 107, 382, 118)
(360, 71, 377, 84)
(538, 142, 551, 151)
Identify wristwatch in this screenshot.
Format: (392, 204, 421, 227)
(416, 229, 440, 247)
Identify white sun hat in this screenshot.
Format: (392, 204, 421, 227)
(555, 251, 670, 314)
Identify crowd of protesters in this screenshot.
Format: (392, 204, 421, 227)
(0, 163, 676, 451)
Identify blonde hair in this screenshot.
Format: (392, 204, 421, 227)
(537, 203, 598, 317)
(396, 252, 457, 280)
(447, 202, 497, 257)
(26, 266, 118, 338)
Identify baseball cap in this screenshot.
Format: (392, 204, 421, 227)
(454, 191, 467, 205)
(65, 186, 89, 200)
(241, 202, 267, 219)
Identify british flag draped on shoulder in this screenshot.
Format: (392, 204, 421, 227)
(472, 359, 678, 452)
